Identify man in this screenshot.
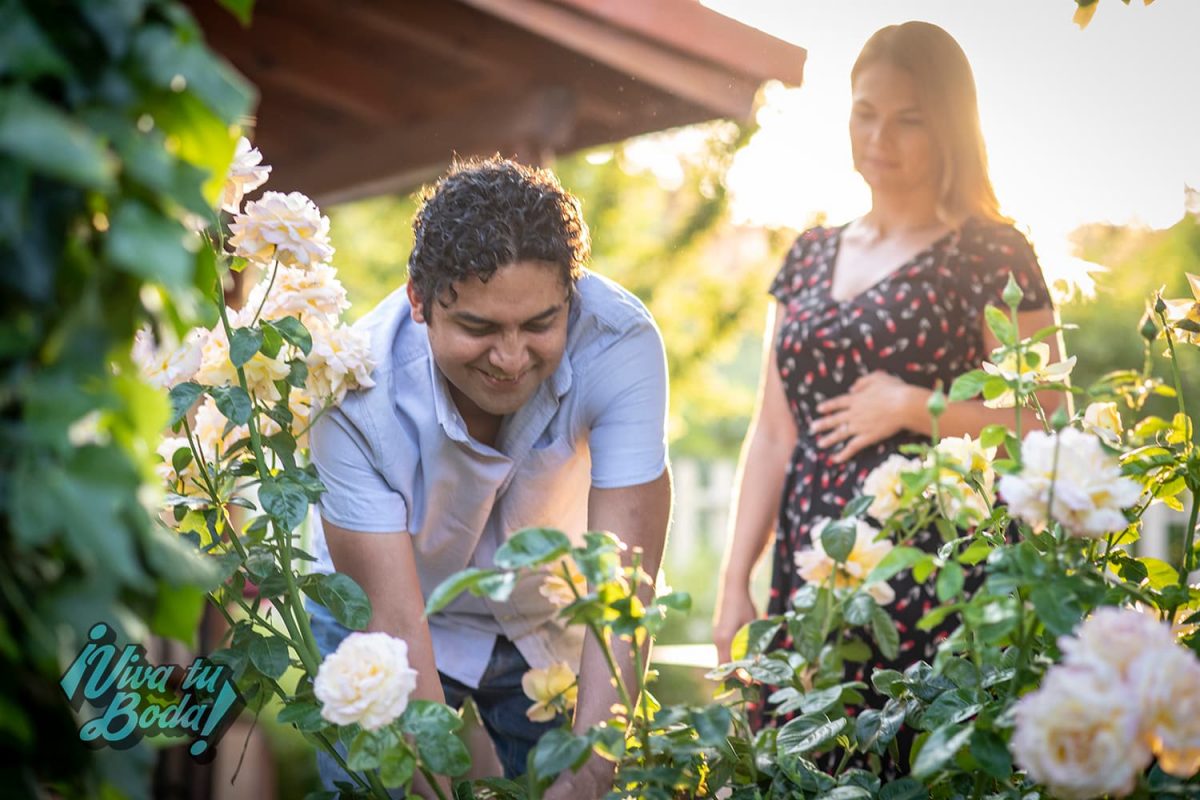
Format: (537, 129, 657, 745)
(308, 157, 671, 798)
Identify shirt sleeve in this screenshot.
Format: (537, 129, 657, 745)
(582, 318, 669, 489)
(972, 223, 1053, 313)
(309, 403, 410, 533)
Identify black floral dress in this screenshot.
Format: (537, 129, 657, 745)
(761, 218, 1052, 747)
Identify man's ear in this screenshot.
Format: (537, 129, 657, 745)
(407, 282, 428, 324)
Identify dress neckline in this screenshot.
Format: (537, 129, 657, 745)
(825, 221, 963, 306)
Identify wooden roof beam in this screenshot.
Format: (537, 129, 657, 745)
(457, 0, 762, 120)
(294, 87, 579, 206)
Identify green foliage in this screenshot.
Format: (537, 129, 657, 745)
(0, 0, 252, 794)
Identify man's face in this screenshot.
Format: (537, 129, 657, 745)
(409, 260, 570, 429)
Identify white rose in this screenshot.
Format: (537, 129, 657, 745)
(193, 396, 249, 461)
(306, 320, 377, 405)
(998, 428, 1141, 538)
(862, 454, 920, 521)
(1059, 606, 1176, 678)
(314, 632, 419, 731)
(243, 262, 349, 327)
(794, 518, 895, 605)
(981, 342, 1076, 408)
(132, 327, 206, 390)
(229, 191, 334, 268)
(1011, 663, 1150, 799)
(220, 137, 271, 214)
(1129, 643, 1200, 778)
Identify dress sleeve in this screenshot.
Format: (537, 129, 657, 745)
(969, 222, 1053, 313)
(768, 230, 819, 303)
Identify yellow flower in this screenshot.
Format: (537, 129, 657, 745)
(521, 661, 577, 722)
(1162, 273, 1200, 345)
(981, 342, 1076, 408)
(539, 558, 587, 608)
(793, 518, 894, 605)
(1082, 401, 1123, 445)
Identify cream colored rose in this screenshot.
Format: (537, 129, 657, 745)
(132, 327, 206, 390)
(862, 454, 919, 521)
(1059, 606, 1176, 678)
(1129, 644, 1200, 778)
(220, 136, 271, 214)
(1011, 663, 1150, 799)
(794, 518, 894, 605)
(998, 428, 1141, 539)
(522, 661, 577, 722)
(228, 191, 334, 268)
(981, 342, 1075, 408)
(314, 632, 419, 731)
(539, 558, 587, 608)
(1082, 401, 1123, 446)
(194, 323, 291, 403)
(243, 262, 349, 327)
(306, 320, 376, 405)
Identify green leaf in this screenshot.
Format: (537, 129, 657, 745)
(878, 778, 928, 800)
(492, 528, 571, 570)
(132, 25, 254, 124)
(800, 685, 845, 715)
(346, 729, 389, 771)
(912, 555, 937, 584)
(689, 705, 732, 746)
(979, 423, 1008, 449)
(1138, 557, 1180, 590)
(911, 722, 973, 780)
(106, 199, 193, 288)
(842, 495, 873, 520)
(379, 747, 415, 789)
(981, 376, 1012, 402)
(314, 573, 372, 631)
(277, 701, 326, 732)
(948, 369, 990, 402)
(169, 381, 205, 426)
(866, 546, 926, 583)
(208, 384, 252, 425)
(844, 593, 876, 626)
(936, 561, 965, 602)
(259, 477, 308, 532)
(150, 579, 206, 646)
(531, 728, 591, 779)
(730, 618, 782, 660)
(0, 4, 70, 80)
(248, 634, 290, 679)
(418, 731, 471, 777)
(918, 689, 981, 731)
(270, 317, 313, 355)
(217, 0, 255, 25)
(259, 323, 283, 358)
(1030, 583, 1083, 637)
(425, 568, 493, 616)
(817, 788, 871, 800)
(821, 518, 857, 563)
(969, 728, 1012, 779)
(776, 714, 847, 755)
(229, 327, 264, 367)
(0, 88, 117, 190)
(870, 605, 899, 660)
(870, 670, 904, 697)
(400, 701, 463, 737)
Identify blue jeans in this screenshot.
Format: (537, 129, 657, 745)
(308, 602, 560, 791)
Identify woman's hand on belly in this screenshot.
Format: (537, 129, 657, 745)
(811, 370, 927, 463)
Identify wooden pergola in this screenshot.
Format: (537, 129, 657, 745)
(189, 0, 807, 205)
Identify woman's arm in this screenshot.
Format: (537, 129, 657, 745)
(714, 303, 799, 663)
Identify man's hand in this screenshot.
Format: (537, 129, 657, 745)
(543, 756, 615, 800)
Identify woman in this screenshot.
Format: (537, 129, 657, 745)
(713, 21, 1064, 741)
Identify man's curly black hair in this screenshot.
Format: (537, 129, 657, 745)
(407, 156, 590, 315)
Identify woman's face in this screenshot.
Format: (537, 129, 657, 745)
(849, 62, 939, 195)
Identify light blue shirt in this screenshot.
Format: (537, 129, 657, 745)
(308, 271, 668, 687)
